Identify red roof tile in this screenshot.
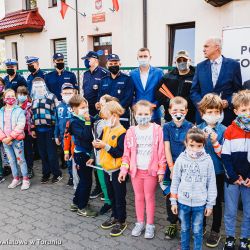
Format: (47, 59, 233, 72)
(0, 9, 45, 38)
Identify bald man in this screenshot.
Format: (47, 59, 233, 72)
(190, 37, 242, 126)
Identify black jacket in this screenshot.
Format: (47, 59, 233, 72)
(155, 66, 196, 123)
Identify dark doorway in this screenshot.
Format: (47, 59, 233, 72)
(93, 35, 112, 68)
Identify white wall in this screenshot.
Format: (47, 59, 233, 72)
(3, 0, 250, 69)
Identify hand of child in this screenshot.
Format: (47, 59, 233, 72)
(204, 132, 209, 139)
(171, 205, 178, 215)
(93, 139, 106, 149)
(86, 158, 94, 166)
(2, 137, 12, 145)
(243, 178, 250, 188)
(210, 132, 218, 144)
(118, 172, 127, 183)
(204, 208, 213, 217)
(64, 154, 70, 161)
(95, 102, 101, 110)
(234, 175, 243, 185)
(84, 113, 90, 121)
(222, 99, 229, 109)
(55, 138, 61, 146)
(158, 174, 164, 183)
(31, 131, 37, 138)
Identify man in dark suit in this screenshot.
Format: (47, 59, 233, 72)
(190, 38, 242, 126)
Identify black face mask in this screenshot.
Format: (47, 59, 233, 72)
(7, 68, 15, 76)
(28, 65, 36, 73)
(56, 62, 65, 70)
(108, 66, 120, 75)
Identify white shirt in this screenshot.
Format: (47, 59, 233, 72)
(140, 69, 149, 90)
(210, 55, 223, 87)
(135, 125, 153, 170)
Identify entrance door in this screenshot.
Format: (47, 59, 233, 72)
(93, 35, 112, 68)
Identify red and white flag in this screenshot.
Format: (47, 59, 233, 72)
(112, 0, 119, 11)
(60, 1, 69, 19)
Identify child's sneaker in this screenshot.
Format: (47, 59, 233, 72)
(70, 203, 78, 212)
(41, 175, 50, 184)
(77, 206, 98, 218)
(8, 179, 22, 189)
(21, 180, 30, 190)
(67, 177, 73, 186)
(90, 186, 102, 199)
(28, 169, 34, 179)
(100, 193, 105, 201)
(131, 222, 145, 237)
(0, 176, 5, 184)
(165, 224, 178, 240)
(110, 222, 127, 237)
(101, 218, 118, 229)
(51, 175, 63, 184)
(223, 236, 236, 250)
(99, 203, 112, 215)
(206, 231, 221, 248)
(238, 238, 249, 250)
(144, 224, 155, 239)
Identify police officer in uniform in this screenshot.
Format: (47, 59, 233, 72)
(3, 59, 27, 91)
(26, 56, 45, 93)
(45, 53, 78, 100)
(98, 54, 134, 129)
(81, 51, 108, 116)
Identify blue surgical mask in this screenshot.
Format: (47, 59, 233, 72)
(17, 95, 27, 103)
(84, 59, 91, 69)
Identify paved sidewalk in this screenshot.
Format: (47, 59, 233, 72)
(0, 161, 242, 250)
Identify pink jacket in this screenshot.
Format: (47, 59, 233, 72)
(120, 123, 166, 178)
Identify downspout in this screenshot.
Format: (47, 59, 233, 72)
(143, 0, 147, 47)
(75, 0, 80, 81)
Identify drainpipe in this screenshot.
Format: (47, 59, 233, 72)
(75, 0, 80, 81)
(143, 0, 147, 47)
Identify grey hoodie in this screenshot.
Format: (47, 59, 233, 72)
(170, 151, 217, 209)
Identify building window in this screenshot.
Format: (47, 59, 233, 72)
(53, 38, 68, 66)
(26, 0, 37, 10)
(11, 42, 18, 68)
(49, 0, 57, 7)
(169, 22, 195, 66)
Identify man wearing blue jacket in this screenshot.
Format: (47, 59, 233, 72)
(130, 48, 164, 125)
(98, 54, 133, 129)
(190, 37, 242, 126)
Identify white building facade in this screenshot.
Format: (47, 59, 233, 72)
(0, 0, 250, 69)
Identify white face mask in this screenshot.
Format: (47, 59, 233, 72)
(135, 115, 151, 126)
(78, 108, 89, 117)
(138, 59, 150, 67)
(62, 94, 73, 104)
(202, 114, 222, 125)
(186, 147, 205, 159)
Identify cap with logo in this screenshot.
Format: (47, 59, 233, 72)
(81, 51, 99, 60)
(4, 59, 18, 66)
(53, 53, 64, 60)
(61, 83, 74, 91)
(107, 54, 120, 61)
(175, 50, 190, 60)
(25, 56, 39, 65)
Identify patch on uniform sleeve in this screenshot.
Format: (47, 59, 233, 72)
(85, 121, 91, 126)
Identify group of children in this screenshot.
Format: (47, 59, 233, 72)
(0, 73, 249, 250)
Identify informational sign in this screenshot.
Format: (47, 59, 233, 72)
(92, 12, 105, 23)
(222, 26, 250, 83)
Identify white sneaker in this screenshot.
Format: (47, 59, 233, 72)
(8, 179, 22, 189)
(21, 180, 30, 190)
(131, 222, 145, 237)
(144, 224, 155, 239)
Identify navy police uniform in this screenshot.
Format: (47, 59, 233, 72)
(4, 59, 27, 91)
(26, 56, 45, 94)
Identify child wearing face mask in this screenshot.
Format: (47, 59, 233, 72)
(31, 77, 62, 184)
(118, 100, 166, 239)
(0, 78, 5, 183)
(92, 101, 127, 237)
(17, 86, 34, 179)
(170, 127, 217, 250)
(0, 89, 30, 190)
(68, 95, 98, 218)
(55, 83, 75, 186)
(93, 94, 119, 215)
(162, 96, 193, 240)
(222, 90, 250, 250)
(197, 93, 226, 248)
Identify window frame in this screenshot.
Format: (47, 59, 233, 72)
(25, 0, 37, 10)
(168, 22, 195, 66)
(48, 0, 58, 8)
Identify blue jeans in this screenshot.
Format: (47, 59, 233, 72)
(36, 129, 61, 177)
(224, 183, 250, 238)
(3, 140, 28, 178)
(178, 203, 205, 250)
